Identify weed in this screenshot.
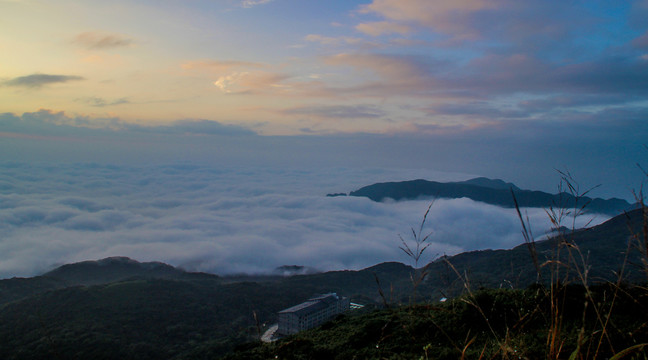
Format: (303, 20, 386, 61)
(398, 201, 435, 304)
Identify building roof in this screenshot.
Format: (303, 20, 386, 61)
(278, 293, 340, 316)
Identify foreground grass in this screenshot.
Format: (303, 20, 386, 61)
(224, 284, 648, 360)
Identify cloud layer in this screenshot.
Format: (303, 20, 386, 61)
(0, 162, 608, 279)
(72, 31, 134, 50)
(4, 74, 85, 89)
(1, 109, 645, 201)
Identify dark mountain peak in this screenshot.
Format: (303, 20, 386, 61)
(361, 261, 413, 274)
(99, 256, 134, 262)
(96, 257, 176, 271)
(42, 257, 205, 286)
(95, 256, 141, 265)
(348, 178, 631, 216)
(1, 257, 219, 306)
(458, 177, 521, 191)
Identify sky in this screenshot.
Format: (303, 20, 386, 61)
(1, 0, 647, 195)
(1, 0, 647, 277)
(0, 0, 646, 133)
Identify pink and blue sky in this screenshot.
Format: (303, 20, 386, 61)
(1, 0, 647, 276)
(3, 0, 648, 196)
(1, 0, 647, 132)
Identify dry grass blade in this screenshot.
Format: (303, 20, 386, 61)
(512, 189, 541, 282)
(461, 334, 477, 360)
(399, 201, 435, 269)
(608, 343, 648, 360)
(374, 272, 390, 309)
(398, 201, 437, 304)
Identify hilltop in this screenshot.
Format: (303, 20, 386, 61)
(339, 177, 632, 216)
(0, 256, 218, 305)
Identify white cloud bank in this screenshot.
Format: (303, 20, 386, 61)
(0, 162, 608, 279)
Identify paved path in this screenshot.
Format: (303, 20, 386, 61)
(261, 324, 279, 343)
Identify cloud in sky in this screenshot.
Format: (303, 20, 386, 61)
(355, 21, 412, 36)
(76, 97, 130, 107)
(0, 110, 256, 137)
(304, 34, 364, 46)
(281, 104, 385, 119)
(1, 0, 646, 137)
(355, 0, 610, 52)
(357, 0, 498, 41)
(4, 74, 84, 89)
(140, 119, 257, 136)
(321, 51, 648, 101)
(213, 71, 290, 94)
(0, 162, 609, 279)
(72, 31, 134, 50)
(181, 60, 264, 73)
(240, 0, 273, 8)
(2, 108, 646, 201)
(323, 52, 443, 96)
(633, 30, 648, 49)
(326, 53, 433, 80)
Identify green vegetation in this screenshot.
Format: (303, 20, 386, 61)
(224, 285, 648, 360)
(0, 262, 411, 359)
(0, 279, 256, 359)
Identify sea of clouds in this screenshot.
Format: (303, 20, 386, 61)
(0, 162, 610, 279)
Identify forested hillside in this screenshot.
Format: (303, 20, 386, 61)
(0, 207, 646, 359)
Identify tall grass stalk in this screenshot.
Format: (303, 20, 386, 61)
(515, 171, 648, 359)
(399, 201, 435, 304)
(436, 171, 648, 359)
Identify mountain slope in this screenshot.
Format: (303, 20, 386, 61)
(456, 177, 521, 190)
(0, 262, 415, 360)
(0, 208, 645, 359)
(42, 256, 217, 285)
(420, 208, 647, 297)
(348, 178, 630, 215)
(0, 257, 219, 306)
(224, 285, 648, 360)
(0, 278, 264, 360)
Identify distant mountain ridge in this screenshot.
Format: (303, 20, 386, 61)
(456, 177, 520, 190)
(0, 256, 217, 305)
(43, 256, 183, 285)
(346, 177, 631, 215)
(420, 207, 647, 291)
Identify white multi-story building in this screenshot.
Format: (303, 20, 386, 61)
(277, 293, 350, 335)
